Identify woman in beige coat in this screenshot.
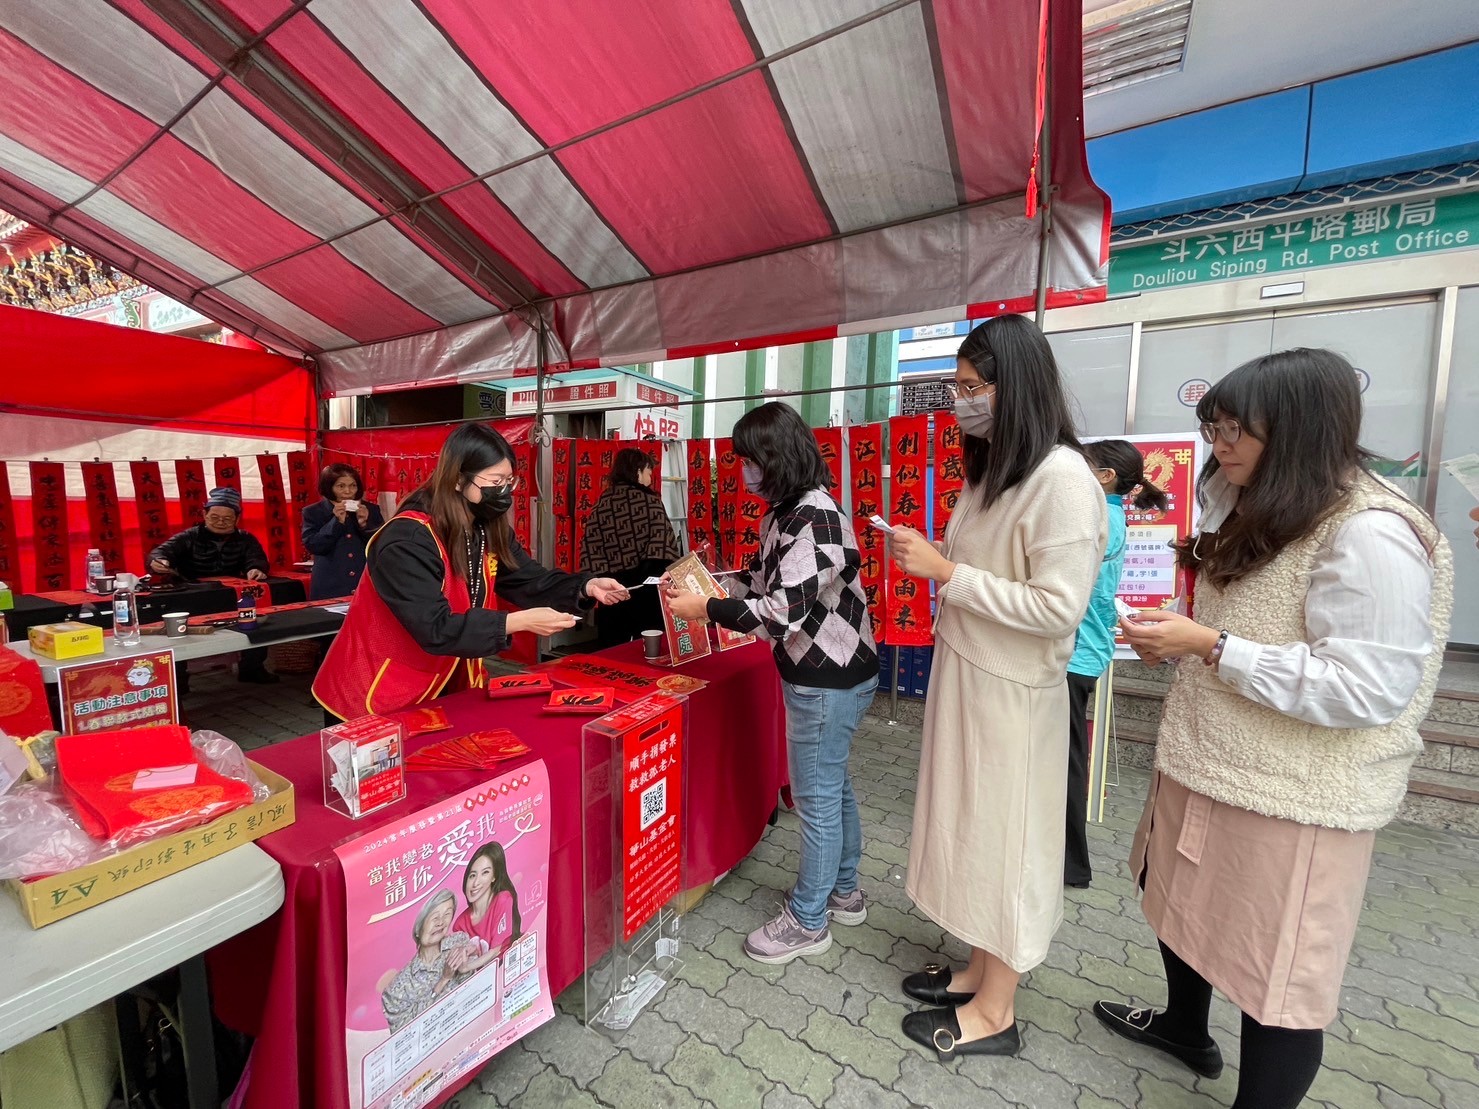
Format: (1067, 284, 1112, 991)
(1098, 349, 1452, 1108)
(888, 316, 1107, 1059)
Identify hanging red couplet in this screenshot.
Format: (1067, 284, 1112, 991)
(256, 455, 292, 570)
(551, 439, 575, 572)
(511, 442, 536, 553)
(713, 439, 742, 569)
(685, 441, 714, 557)
(814, 427, 844, 494)
(932, 412, 966, 543)
(213, 456, 241, 494)
(285, 451, 314, 560)
(79, 462, 126, 576)
(571, 440, 606, 573)
(849, 424, 887, 639)
(129, 462, 172, 563)
(886, 415, 932, 645)
(0, 462, 22, 588)
(29, 461, 70, 592)
(174, 459, 208, 527)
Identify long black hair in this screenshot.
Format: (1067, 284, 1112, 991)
(1083, 440, 1170, 512)
(957, 315, 1083, 507)
(1176, 347, 1376, 587)
(416, 423, 516, 572)
(464, 841, 522, 940)
(731, 401, 831, 505)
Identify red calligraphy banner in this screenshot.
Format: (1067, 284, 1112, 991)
(814, 427, 844, 493)
(79, 462, 126, 576)
(552, 439, 574, 572)
(174, 459, 208, 527)
(285, 451, 313, 560)
(256, 455, 292, 570)
(571, 439, 606, 573)
(932, 412, 966, 542)
(213, 456, 241, 494)
(685, 440, 714, 557)
(0, 463, 21, 588)
(849, 424, 887, 639)
(29, 461, 70, 591)
(714, 439, 742, 569)
(511, 442, 536, 553)
(886, 415, 932, 645)
(129, 462, 172, 562)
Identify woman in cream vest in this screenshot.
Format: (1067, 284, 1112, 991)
(887, 316, 1107, 1059)
(1098, 349, 1453, 1109)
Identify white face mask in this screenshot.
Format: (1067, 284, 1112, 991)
(954, 393, 994, 438)
(741, 460, 765, 495)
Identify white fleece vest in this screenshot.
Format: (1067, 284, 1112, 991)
(1155, 474, 1454, 831)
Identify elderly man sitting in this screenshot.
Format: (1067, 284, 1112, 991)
(147, 487, 277, 684)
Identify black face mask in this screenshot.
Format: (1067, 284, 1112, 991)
(471, 485, 513, 520)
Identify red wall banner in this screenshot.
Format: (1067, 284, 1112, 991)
(713, 439, 741, 569)
(551, 439, 574, 573)
(79, 462, 126, 575)
(29, 461, 70, 591)
(814, 427, 843, 494)
(885, 416, 932, 645)
(213, 456, 242, 494)
(256, 454, 293, 570)
(285, 451, 313, 560)
(129, 461, 172, 560)
(848, 424, 886, 638)
(685, 440, 714, 558)
(0, 463, 23, 588)
(174, 459, 208, 527)
(932, 412, 966, 542)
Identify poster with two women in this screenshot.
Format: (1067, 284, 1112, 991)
(334, 761, 553, 1109)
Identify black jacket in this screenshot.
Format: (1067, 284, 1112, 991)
(148, 525, 270, 580)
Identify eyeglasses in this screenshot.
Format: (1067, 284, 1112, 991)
(1199, 419, 1243, 446)
(943, 380, 993, 401)
(470, 475, 521, 493)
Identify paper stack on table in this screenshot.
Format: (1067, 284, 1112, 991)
(406, 729, 530, 771)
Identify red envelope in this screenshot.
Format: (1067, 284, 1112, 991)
(396, 706, 451, 736)
(544, 687, 616, 715)
(486, 672, 554, 698)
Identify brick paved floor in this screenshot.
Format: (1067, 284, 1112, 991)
(195, 669, 1479, 1108)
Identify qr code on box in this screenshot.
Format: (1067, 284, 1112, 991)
(640, 778, 667, 831)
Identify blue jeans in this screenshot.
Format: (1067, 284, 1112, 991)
(783, 676, 878, 930)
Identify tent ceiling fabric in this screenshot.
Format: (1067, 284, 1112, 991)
(0, 0, 1108, 396)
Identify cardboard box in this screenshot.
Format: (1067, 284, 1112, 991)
(7, 761, 295, 928)
(28, 621, 105, 661)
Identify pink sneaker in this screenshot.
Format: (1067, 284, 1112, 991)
(826, 888, 868, 926)
(744, 904, 833, 965)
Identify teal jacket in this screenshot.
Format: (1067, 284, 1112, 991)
(1068, 495, 1127, 679)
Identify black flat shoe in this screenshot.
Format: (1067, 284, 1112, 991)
(902, 962, 975, 1006)
(902, 1007, 1021, 1060)
(1093, 1001, 1224, 1079)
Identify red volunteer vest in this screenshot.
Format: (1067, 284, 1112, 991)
(314, 512, 498, 721)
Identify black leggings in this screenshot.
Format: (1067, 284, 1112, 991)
(1157, 941, 1324, 1109)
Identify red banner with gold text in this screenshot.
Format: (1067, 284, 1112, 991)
(213, 456, 241, 494)
(29, 461, 70, 591)
(714, 439, 741, 569)
(814, 427, 843, 494)
(79, 462, 126, 575)
(256, 455, 292, 569)
(886, 416, 932, 645)
(174, 459, 207, 528)
(932, 412, 966, 542)
(849, 424, 886, 639)
(551, 439, 574, 572)
(685, 440, 714, 558)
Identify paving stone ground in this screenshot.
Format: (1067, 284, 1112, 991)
(200, 665, 1479, 1108)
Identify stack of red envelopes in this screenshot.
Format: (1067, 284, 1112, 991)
(405, 729, 531, 772)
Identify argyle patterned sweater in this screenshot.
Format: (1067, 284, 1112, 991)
(706, 488, 878, 689)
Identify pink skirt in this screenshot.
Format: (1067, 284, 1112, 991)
(1131, 772, 1375, 1029)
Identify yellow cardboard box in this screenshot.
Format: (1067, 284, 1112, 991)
(27, 622, 105, 660)
(7, 762, 295, 928)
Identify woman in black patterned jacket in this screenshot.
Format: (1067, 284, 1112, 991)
(580, 448, 681, 647)
(668, 402, 879, 966)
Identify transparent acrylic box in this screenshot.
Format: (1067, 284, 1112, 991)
(581, 691, 690, 1038)
(320, 715, 407, 820)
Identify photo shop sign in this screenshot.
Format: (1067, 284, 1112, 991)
(334, 762, 554, 1109)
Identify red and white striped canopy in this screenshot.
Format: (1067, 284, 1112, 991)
(0, 0, 1108, 396)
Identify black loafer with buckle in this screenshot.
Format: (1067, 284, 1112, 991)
(902, 962, 975, 1006)
(1092, 1001, 1224, 1079)
(901, 1007, 1021, 1060)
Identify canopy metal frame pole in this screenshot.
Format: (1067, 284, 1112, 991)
(1033, 5, 1056, 327)
(534, 313, 555, 660)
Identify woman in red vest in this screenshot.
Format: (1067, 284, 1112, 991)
(315, 424, 629, 721)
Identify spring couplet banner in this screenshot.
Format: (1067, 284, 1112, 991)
(79, 462, 126, 575)
(1113, 435, 1203, 622)
(685, 441, 714, 556)
(130, 462, 173, 557)
(814, 427, 844, 496)
(551, 440, 574, 574)
(174, 459, 208, 528)
(59, 651, 179, 735)
(572, 440, 607, 573)
(213, 456, 242, 495)
(29, 461, 70, 591)
(713, 439, 741, 570)
(886, 416, 932, 645)
(511, 443, 535, 554)
(0, 462, 21, 587)
(335, 761, 555, 1109)
(932, 414, 965, 543)
(849, 423, 887, 639)
(286, 451, 314, 560)
(256, 455, 293, 570)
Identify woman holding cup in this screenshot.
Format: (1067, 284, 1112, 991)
(301, 463, 385, 601)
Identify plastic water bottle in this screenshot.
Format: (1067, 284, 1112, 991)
(237, 588, 258, 631)
(86, 548, 105, 592)
(113, 574, 141, 646)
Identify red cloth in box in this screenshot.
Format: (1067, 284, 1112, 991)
(56, 725, 254, 845)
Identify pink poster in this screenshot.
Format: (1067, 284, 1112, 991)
(334, 761, 554, 1109)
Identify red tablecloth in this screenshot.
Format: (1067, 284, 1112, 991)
(211, 641, 783, 1109)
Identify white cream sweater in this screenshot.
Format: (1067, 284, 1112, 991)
(1156, 473, 1454, 831)
(935, 446, 1108, 687)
